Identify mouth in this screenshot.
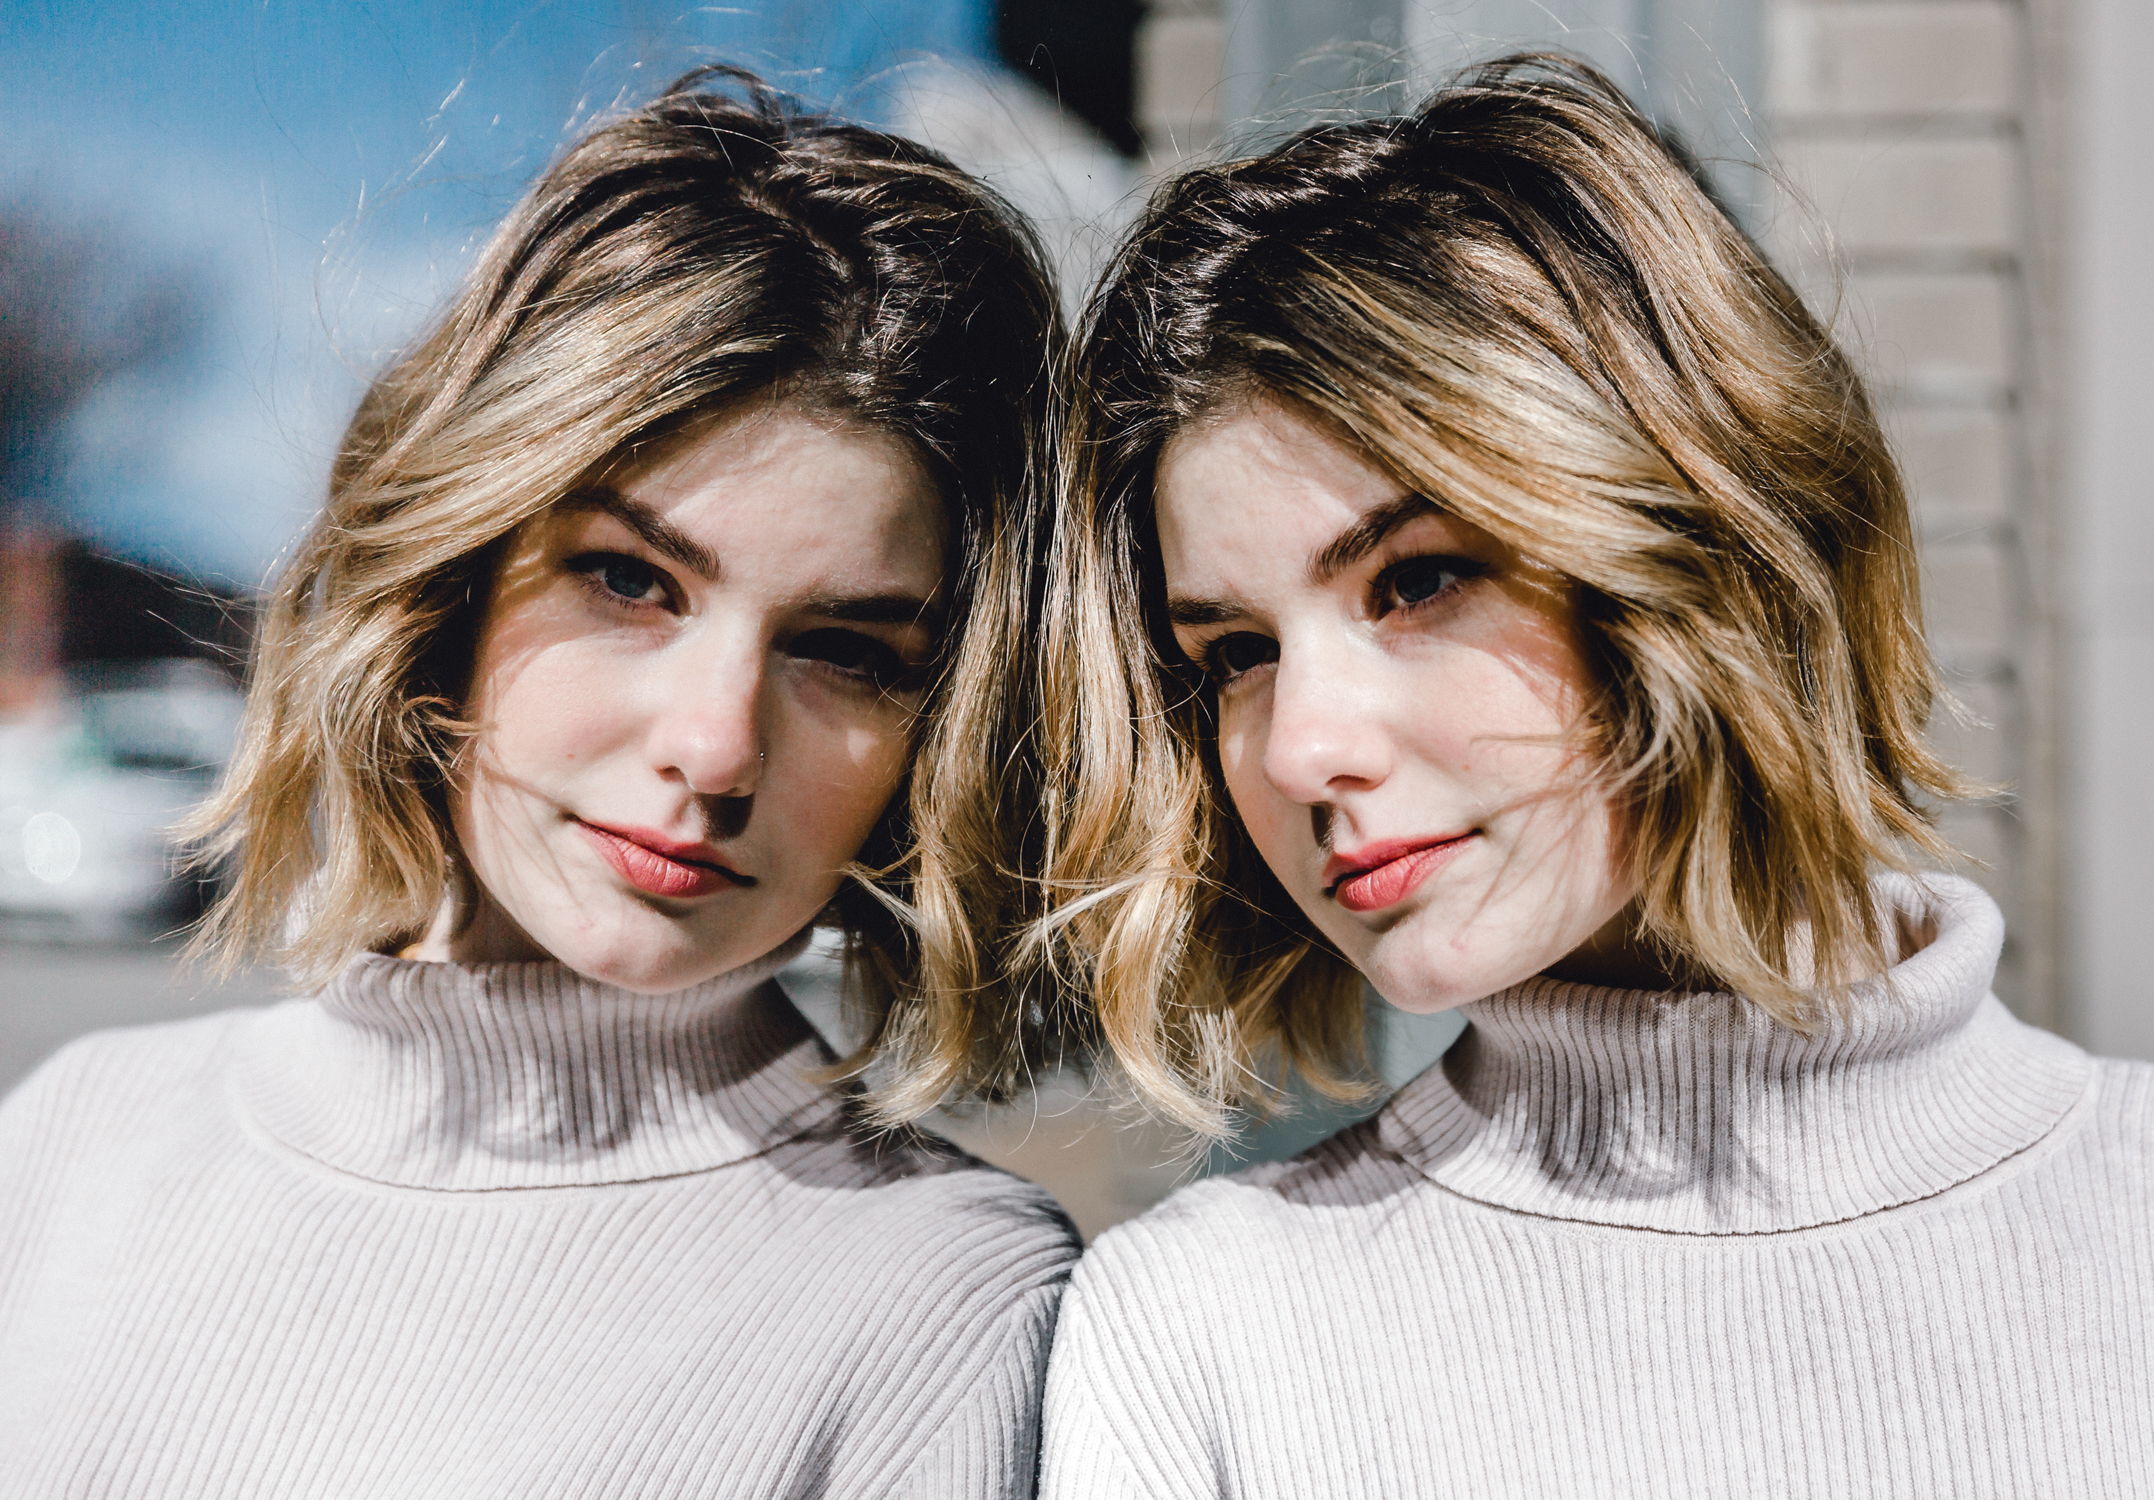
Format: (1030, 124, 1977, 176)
(573, 820, 754, 900)
(1323, 831, 1478, 914)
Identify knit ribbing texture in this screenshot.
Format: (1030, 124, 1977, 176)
(1041, 875, 2154, 1498)
(0, 944, 1080, 1499)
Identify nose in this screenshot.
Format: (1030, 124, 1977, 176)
(1260, 636, 1393, 806)
(645, 635, 765, 800)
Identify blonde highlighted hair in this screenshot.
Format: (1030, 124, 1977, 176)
(187, 68, 1064, 1119)
(1037, 55, 1976, 1134)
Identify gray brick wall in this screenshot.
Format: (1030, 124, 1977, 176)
(1765, 0, 2055, 1027)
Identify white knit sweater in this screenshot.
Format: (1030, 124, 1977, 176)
(0, 947, 1080, 1499)
(1042, 876, 2154, 1498)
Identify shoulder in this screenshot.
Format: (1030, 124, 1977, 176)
(1102, 1116, 1423, 1251)
(2082, 1053, 2154, 1152)
(2, 1006, 261, 1127)
(761, 1111, 1083, 1289)
(1046, 1117, 1429, 1450)
(0, 1005, 270, 1188)
(1066, 1117, 1423, 1323)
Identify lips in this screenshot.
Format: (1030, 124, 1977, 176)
(1324, 832, 1477, 914)
(574, 821, 752, 900)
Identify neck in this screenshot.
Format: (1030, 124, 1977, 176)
(1538, 899, 1694, 992)
(401, 885, 550, 965)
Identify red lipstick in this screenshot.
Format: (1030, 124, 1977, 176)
(574, 821, 752, 900)
(1323, 832, 1477, 914)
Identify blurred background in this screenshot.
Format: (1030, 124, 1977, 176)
(2, 0, 2146, 1236)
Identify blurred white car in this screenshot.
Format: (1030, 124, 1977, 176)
(0, 659, 242, 939)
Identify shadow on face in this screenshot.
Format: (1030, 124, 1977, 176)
(412, 399, 951, 993)
(1155, 395, 1652, 1011)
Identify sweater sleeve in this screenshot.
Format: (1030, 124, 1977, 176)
(0, 1028, 174, 1294)
(0, 1018, 238, 1313)
(897, 1278, 1064, 1499)
(1037, 1224, 1219, 1500)
(0, 1040, 89, 1309)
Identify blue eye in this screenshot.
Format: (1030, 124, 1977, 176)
(569, 552, 668, 606)
(596, 556, 661, 602)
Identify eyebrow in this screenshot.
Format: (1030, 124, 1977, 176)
(565, 488, 942, 632)
(563, 485, 723, 579)
(1309, 492, 1436, 585)
(1164, 491, 1439, 629)
(1165, 597, 1243, 628)
(804, 592, 947, 633)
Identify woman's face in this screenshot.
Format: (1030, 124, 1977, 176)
(1155, 397, 1637, 1012)
(433, 401, 945, 992)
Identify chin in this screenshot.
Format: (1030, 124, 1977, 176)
(1354, 919, 1545, 1016)
(1365, 960, 1495, 1015)
(538, 911, 756, 995)
(578, 957, 718, 995)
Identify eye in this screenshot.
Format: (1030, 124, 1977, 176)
(1376, 555, 1482, 615)
(788, 628, 919, 693)
(570, 551, 670, 607)
(1200, 631, 1280, 687)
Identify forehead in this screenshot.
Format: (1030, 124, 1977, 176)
(1155, 399, 1402, 574)
(610, 402, 946, 579)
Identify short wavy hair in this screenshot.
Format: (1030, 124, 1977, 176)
(188, 68, 1062, 1119)
(1036, 55, 1975, 1133)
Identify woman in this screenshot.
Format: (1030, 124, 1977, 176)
(1035, 57, 2153, 1496)
(0, 72, 1077, 1497)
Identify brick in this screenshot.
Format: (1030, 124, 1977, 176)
(1137, 14, 1224, 144)
(1921, 533, 2011, 655)
(1848, 271, 2012, 399)
(1770, 4, 2015, 117)
(1886, 408, 2011, 525)
(1776, 137, 2016, 256)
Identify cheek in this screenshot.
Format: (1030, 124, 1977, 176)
(462, 562, 641, 772)
(469, 641, 628, 777)
(837, 720, 911, 814)
(452, 637, 641, 879)
(775, 705, 916, 859)
(1397, 642, 1583, 783)
(1213, 700, 1302, 861)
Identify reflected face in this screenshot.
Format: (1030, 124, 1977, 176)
(440, 402, 945, 992)
(1155, 397, 1635, 1012)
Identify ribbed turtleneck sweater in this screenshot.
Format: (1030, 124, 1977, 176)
(1042, 876, 2154, 1498)
(0, 946, 1079, 1499)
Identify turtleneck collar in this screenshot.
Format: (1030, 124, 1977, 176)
(1377, 875, 2090, 1234)
(230, 932, 844, 1190)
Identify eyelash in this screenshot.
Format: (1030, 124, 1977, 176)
(569, 551, 674, 612)
(787, 629, 923, 695)
(565, 551, 925, 695)
(1190, 552, 1487, 688)
(1371, 553, 1486, 617)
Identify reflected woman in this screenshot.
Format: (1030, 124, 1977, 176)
(0, 72, 1076, 1497)
(1035, 57, 2154, 1496)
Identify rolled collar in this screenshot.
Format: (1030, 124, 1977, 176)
(231, 933, 843, 1190)
(1377, 876, 2089, 1234)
